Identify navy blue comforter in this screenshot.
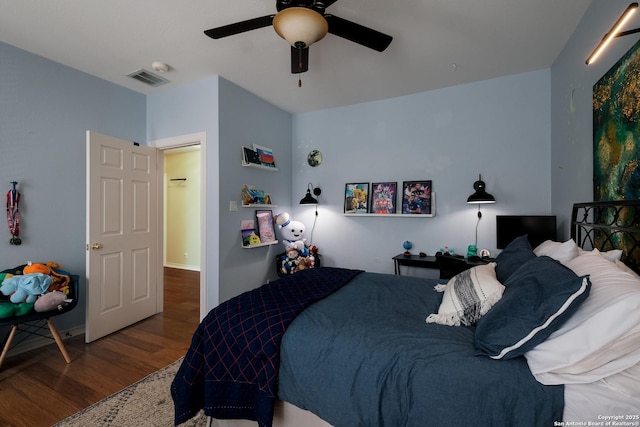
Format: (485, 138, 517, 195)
(278, 272, 564, 427)
(171, 267, 362, 426)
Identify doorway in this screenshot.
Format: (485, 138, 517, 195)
(163, 145, 201, 324)
(153, 132, 207, 320)
(163, 146, 201, 271)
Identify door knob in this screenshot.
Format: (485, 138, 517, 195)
(91, 243, 103, 250)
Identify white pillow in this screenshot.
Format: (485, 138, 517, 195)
(615, 259, 640, 279)
(533, 239, 579, 264)
(525, 249, 640, 384)
(426, 263, 504, 327)
(600, 361, 640, 398)
(577, 247, 623, 262)
(532, 239, 559, 256)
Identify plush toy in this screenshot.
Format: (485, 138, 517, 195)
(243, 232, 262, 246)
(0, 302, 34, 318)
(274, 212, 309, 257)
(34, 291, 72, 312)
(0, 302, 14, 318)
(0, 273, 52, 303)
(281, 247, 301, 274)
(0, 273, 14, 301)
(23, 261, 71, 294)
(275, 212, 319, 274)
(23, 262, 50, 275)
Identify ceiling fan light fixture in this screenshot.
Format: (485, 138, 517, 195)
(273, 7, 328, 48)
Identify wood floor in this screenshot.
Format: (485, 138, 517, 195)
(0, 267, 201, 427)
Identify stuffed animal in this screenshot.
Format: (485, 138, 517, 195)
(23, 261, 71, 294)
(275, 212, 319, 274)
(0, 301, 34, 318)
(23, 262, 50, 275)
(281, 247, 301, 274)
(274, 212, 309, 257)
(34, 291, 72, 312)
(0, 273, 52, 303)
(0, 302, 15, 318)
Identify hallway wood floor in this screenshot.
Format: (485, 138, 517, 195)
(0, 267, 200, 427)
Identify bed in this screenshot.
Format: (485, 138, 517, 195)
(172, 200, 640, 426)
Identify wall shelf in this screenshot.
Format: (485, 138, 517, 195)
(242, 240, 279, 249)
(344, 213, 435, 218)
(243, 204, 278, 208)
(242, 162, 278, 172)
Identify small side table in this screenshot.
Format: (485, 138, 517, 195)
(393, 254, 438, 275)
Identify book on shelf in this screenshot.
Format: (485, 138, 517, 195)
(253, 144, 276, 168)
(242, 146, 261, 165)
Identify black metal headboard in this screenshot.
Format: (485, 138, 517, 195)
(571, 200, 640, 274)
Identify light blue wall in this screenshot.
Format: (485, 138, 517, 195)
(147, 76, 292, 307)
(0, 41, 146, 330)
(147, 76, 221, 310)
(291, 70, 552, 276)
(217, 78, 292, 302)
(550, 0, 636, 235)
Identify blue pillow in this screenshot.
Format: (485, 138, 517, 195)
(495, 235, 535, 283)
(474, 256, 591, 360)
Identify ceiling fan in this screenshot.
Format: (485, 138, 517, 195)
(204, 0, 393, 74)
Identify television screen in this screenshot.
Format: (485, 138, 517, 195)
(496, 215, 557, 249)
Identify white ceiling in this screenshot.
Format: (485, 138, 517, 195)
(0, 0, 594, 114)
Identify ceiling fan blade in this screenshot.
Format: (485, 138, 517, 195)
(204, 15, 275, 39)
(325, 15, 392, 52)
(316, 0, 339, 10)
(277, 0, 338, 12)
(291, 46, 309, 74)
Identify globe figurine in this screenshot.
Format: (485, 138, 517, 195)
(403, 240, 413, 257)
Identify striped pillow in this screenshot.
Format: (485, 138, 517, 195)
(426, 263, 504, 326)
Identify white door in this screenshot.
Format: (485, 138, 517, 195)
(85, 131, 160, 343)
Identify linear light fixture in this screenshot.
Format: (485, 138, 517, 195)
(586, 2, 639, 65)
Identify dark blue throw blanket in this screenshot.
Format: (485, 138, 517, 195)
(171, 267, 362, 426)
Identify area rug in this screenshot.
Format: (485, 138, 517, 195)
(54, 358, 217, 427)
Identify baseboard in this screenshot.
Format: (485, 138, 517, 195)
(164, 262, 200, 271)
(7, 324, 86, 358)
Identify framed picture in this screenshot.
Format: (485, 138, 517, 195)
(370, 182, 397, 214)
(256, 210, 276, 242)
(240, 219, 255, 230)
(252, 144, 276, 168)
(344, 183, 369, 213)
(402, 181, 432, 215)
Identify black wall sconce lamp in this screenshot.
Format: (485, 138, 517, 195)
(300, 183, 322, 244)
(467, 174, 496, 250)
(466, 175, 496, 205)
(300, 183, 322, 205)
(586, 2, 639, 65)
